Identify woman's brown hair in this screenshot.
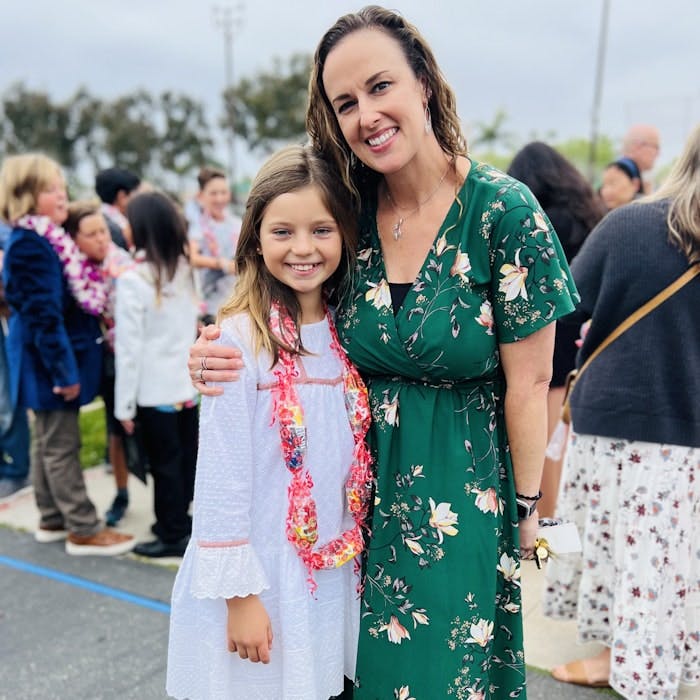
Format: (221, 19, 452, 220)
(306, 5, 467, 209)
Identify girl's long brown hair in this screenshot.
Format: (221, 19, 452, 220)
(218, 144, 357, 363)
(126, 191, 190, 299)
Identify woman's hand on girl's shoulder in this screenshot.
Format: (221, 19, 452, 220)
(189, 324, 244, 396)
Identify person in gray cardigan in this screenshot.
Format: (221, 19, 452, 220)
(543, 124, 700, 698)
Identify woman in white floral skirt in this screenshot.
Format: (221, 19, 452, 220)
(543, 124, 700, 699)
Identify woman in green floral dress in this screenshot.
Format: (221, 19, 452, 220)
(329, 165, 577, 699)
(306, 9, 577, 697)
(191, 6, 577, 699)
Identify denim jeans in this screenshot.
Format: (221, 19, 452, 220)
(0, 325, 30, 480)
(0, 402, 30, 480)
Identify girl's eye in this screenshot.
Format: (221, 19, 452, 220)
(314, 227, 333, 237)
(272, 229, 290, 237)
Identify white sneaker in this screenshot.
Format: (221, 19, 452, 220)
(35, 526, 69, 543)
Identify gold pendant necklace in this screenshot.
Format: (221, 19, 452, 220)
(385, 159, 452, 240)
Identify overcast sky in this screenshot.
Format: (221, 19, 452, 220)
(3, 0, 699, 181)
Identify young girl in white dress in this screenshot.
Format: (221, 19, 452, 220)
(167, 145, 373, 700)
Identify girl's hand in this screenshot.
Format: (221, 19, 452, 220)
(188, 324, 244, 396)
(226, 595, 273, 663)
(120, 419, 135, 435)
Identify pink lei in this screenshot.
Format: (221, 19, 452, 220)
(16, 215, 108, 317)
(269, 301, 374, 593)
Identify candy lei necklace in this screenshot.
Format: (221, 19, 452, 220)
(269, 301, 373, 592)
(16, 215, 108, 317)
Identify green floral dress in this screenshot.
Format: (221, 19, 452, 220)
(336, 162, 579, 700)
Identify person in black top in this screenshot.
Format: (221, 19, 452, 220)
(508, 141, 605, 517)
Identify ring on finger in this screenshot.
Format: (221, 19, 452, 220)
(200, 355, 209, 371)
(196, 368, 205, 383)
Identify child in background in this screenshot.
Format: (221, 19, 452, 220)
(188, 167, 241, 323)
(167, 145, 372, 700)
(64, 200, 133, 527)
(114, 191, 199, 558)
(0, 154, 134, 556)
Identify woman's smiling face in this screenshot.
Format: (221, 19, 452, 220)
(322, 28, 429, 176)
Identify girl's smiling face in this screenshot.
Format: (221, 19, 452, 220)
(259, 184, 342, 323)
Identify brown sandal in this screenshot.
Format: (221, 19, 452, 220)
(551, 659, 611, 688)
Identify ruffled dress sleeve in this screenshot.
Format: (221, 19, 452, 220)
(188, 315, 271, 599)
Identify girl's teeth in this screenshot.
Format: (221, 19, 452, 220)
(291, 264, 315, 271)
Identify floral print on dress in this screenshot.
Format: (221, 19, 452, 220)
(498, 248, 529, 301)
(544, 433, 700, 700)
(338, 162, 578, 699)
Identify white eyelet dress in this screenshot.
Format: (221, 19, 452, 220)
(167, 314, 360, 700)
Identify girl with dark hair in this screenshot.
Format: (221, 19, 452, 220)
(508, 142, 606, 517)
(114, 191, 199, 558)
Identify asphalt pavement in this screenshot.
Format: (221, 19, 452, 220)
(0, 466, 696, 699)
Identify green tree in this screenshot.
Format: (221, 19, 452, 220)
(554, 136, 616, 184)
(1, 83, 77, 167)
(66, 88, 104, 172)
(470, 108, 515, 153)
(97, 91, 159, 174)
(158, 91, 214, 185)
(222, 53, 311, 154)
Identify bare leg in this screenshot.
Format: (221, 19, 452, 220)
(552, 647, 610, 687)
(539, 386, 567, 518)
(110, 434, 128, 490)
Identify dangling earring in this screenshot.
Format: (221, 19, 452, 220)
(424, 104, 432, 133)
(350, 152, 357, 169)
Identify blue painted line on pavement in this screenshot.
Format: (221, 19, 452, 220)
(0, 555, 171, 615)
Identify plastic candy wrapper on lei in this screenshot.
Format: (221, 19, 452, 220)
(287, 469, 319, 547)
(269, 300, 374, 595)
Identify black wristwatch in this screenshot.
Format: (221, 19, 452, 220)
(516, 497, 538, 521)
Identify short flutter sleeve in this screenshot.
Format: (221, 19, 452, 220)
(489, 181, 579, 343)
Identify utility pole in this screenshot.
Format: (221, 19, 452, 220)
(213, 3, 244, 191)
(588, 0, 611, 182)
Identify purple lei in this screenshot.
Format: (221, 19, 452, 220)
(17, 215, 108, 316)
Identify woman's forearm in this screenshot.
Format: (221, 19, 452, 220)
(504, 383, 549, 497)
